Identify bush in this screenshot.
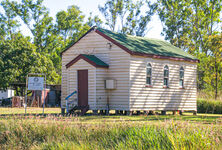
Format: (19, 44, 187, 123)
(197, 99, 222, 114)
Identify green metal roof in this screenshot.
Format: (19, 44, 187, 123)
(82, 54, 109, 67)
(97, 28, 197, 60)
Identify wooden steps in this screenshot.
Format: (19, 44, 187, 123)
(69, 105, 89, 115)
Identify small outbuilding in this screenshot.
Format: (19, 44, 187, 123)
(61, 26, 199, 114)
(0, 89, 14, 100)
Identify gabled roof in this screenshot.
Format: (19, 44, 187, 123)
(66, 54, 109, 69)
(61, 26, 199, 63)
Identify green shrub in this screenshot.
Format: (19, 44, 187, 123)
(197, 99, 222, 114)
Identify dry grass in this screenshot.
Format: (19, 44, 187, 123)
(0, 107, 60, 114)
(0, 108, 222, 149)
(0, 114, 221, 150)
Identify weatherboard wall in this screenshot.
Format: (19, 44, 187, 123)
(106, 42, 130, 110)
(61, 31, 130, 110)
(129, 55, 197, 111)
(95, 68, 108, 110)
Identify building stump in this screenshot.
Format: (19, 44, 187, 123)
(115, 110, 119, 115)
(161, 111, 166, 115)
(93, 110, 98, 115)
(126, 111, 133, 116)
(61, 108, 65, 115)
(148, 111, 154, 115)
(136, 111, 141, 115)
(193, 111, 197, 115)
(105, 110, 109, 115)
(119, 110, 124, 115)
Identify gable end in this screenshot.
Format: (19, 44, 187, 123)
(66, 54, 109, 69)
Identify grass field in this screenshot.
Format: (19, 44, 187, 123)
(0, 108, 222, 150)
(0, 107, 61, 114)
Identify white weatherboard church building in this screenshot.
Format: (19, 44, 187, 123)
(61, 26, 199, 115)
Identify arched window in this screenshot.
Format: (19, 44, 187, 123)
(179, 67, 184, 87)
(146, 63, 152, 85)
(164, 65, 169, 87)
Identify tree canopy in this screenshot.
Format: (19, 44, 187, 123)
(156, 0, 222, 98)
(99, 0, 157, 36)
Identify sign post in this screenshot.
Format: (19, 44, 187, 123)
(25, 75, 28, 114)
(25, 74, 46, 114)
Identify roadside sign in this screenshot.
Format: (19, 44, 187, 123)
(28, 77, 44, 90)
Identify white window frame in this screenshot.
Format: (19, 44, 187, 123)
(179, 66, 184, 88)
(146, 63, 152, 85)
(163, 65, 169, 87)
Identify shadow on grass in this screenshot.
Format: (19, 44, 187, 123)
(79, 114, 222, 124)
(0, 113, 221, 124)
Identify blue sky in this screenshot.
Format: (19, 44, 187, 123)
(1, 0, 164, 40)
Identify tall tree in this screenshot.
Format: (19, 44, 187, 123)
(204, 33, 222, 99)
(55, 6, 103, 48)
(99, 0, 122, 31)
(3, 0, 55, 53)
(0, 33, 60, 95)
(55, 5, 87, 45)
(87, 12, 103, 27)
(1, 0, 61, 86)
(99, 0, 157, 36)
(0, 0, 20, 40)
(156, 0, 222, 93)
(156, 0, 222, 54)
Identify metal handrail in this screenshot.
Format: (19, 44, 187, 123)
(65, 91, 77, 113)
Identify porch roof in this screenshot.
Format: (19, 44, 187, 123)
(66, 54, 109, 69)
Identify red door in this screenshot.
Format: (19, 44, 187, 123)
(77, 70, 88, 106)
